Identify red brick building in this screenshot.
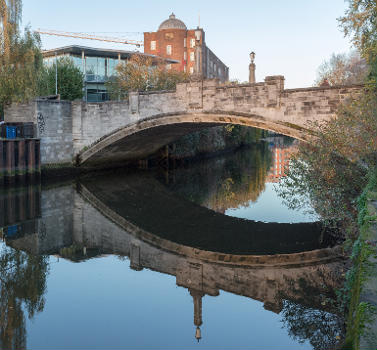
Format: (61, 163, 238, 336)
(144, 13, 229, 82)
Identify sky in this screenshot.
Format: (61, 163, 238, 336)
(22, 0, 352, 88)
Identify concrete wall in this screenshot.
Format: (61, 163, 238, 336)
(3, 102, 37, 123)
(36, 100, 73, 165)
(5, 100, 73, 165)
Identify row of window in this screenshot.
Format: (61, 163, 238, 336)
(158, 44, 197, 60)
(44, 54, 122, 79)
(150, 37, 196, 51)
(182, 66, 195, 74)
(166, 64, 194, 74)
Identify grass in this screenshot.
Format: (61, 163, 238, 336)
(342, 167, 377, 349)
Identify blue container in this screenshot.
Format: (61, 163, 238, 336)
(6, 126, 17, 139)
(6, 225, 18, 237)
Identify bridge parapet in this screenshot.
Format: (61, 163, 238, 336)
(281, 84, 363, 124)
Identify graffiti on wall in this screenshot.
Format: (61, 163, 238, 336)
(37, 112, 46, 135)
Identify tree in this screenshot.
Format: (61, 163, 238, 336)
(338, 0, 377, 85)
(0, 0, 22, 60)
(0, 0, 44, 117)
(38, 57, 84, 100)
(281, 300, 344, 350)
(106, 54, 189, 99)
(315, 51, 368, 86)
(0, 26, 42, 117)
(278, 1, 377, 238)
(0, 245, 49, 350)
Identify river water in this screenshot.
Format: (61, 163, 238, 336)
(0, 136, 346, 349)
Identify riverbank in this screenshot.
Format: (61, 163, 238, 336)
(343, 167, 377, 349)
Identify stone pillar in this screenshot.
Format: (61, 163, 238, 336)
(189, 288, 204, 342)
(249, 51, 256, 84)
(249, 63, 256, 83)
(265, 75, 285, 91)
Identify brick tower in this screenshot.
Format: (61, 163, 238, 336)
(144, 13, 229, 81)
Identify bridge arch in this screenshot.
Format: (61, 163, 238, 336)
(77, 173, 343, 267)
(78, 111, 312, 166)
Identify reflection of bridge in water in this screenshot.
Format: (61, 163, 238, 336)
(1, 174, 346, 342)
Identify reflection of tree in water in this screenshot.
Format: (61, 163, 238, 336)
(163, 144, 271, 213)
(277, 263, 346, 349)
(277, 141, 366, 238)
(281, 300, 344, 350)
(0, 245, 49, 350)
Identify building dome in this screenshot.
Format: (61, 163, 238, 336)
(158, 13, 187, 31)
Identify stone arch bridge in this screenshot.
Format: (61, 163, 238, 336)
(4, 76, 363, 167)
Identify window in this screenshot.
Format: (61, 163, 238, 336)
(107, 58, 118, 77)
(190, 38, 195, 48)
(150, 41, 156, 50)
(183, 52, 187, 60)
(166, 64, 171, 70)
(189, 66, 194, 74)
(166, 45, 172, 55)
(190, 52, 195, 62)
(85, 56, 97, 80)
(183, 65, 186, 72)
(184, 38, 187, 47)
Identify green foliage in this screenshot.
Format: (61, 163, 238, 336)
(0, 27, 43, 116)
(38, 57, 84, 100)
(278, 86, 377, 238)
(224, 124, 268, 145)
(163, 144, 272, 211)
(0, 0, 22, 59)
(338, 0, 377, 84)
(341, 167, 377, 349)
(170, 125, 268, 160)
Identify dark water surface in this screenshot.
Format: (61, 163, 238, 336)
(0, 137, 346, 349)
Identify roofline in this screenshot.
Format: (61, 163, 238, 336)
(42, 45, 179, 64)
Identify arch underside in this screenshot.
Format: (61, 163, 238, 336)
(79, 113, 311, 166)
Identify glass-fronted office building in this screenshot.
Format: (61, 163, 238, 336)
(43, 45, 178, 102)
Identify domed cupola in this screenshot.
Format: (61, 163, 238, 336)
(158, 13, 187, 31)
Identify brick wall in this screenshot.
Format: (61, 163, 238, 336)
(144, 27, 228, 81)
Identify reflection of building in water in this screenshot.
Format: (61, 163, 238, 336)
(266, 137, 298, 183)
(0, 185, 41, 241)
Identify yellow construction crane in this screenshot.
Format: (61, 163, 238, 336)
(35, 29, 144, 48)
